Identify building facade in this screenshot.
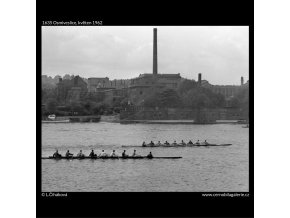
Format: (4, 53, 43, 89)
(57, 75, 88, 103)
(87, 77, 130, 92)
(86, 28, 182, 106)
(199, 74, 249, 100)
(125, 28, 182, 105)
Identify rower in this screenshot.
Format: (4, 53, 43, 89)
(181, 140, 185, 145)
(65, 150, 73, 158)
(188, 140, 193, 145)
(132, 150, 140, 157)
(196, 140, 200, 145)
(99, 150, 108, 157)
(77, 150, 84, 157)
(53, 149, 61, 158)
(110, 150, 118, 157)
(147, 152, 153, 158)
(164, 141, 169, 145)
(122, 150, 128, 158)
(142, 141, 146, 147)
(156, 141, 162, 146)
(204, 140, 209, 145)
(172, 140, 177, 145)
(150, 141, 155, 146)
(132, 150, 137, 157)
(89, 149, 96, 157)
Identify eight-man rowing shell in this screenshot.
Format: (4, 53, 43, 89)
(122, 143, 232, 148)
(42, 156, 182, 160)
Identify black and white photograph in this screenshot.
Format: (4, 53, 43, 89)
(9, 0, 290, 218)
(41, 26, 249, 192)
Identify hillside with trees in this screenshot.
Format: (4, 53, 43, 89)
(42, 76, 248, 118)
(143, 79, 226, 109)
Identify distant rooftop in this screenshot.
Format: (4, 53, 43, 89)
(135, 73, 181, 79)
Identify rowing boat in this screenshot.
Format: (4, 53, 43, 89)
(42, 156, 182, 160)
(122, 143, 232, 148)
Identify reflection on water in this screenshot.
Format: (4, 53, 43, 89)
(42, 122, 249, 192)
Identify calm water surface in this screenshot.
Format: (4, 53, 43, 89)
(42, 122, 249, 192)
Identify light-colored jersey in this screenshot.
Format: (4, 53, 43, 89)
(99, 152, 107, 157)
(110, 152, 118, 157)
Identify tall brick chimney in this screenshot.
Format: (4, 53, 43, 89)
(241, 76, 244, 85)
(198, 73, 202, 86)
(153, 28, 158, 75)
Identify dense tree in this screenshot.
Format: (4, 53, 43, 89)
(176, 79, 226, 108)
(143, 92, 162, 108)
(212, 93, 226, 108)
(63, 74, 72, 80)
(180, 86, 226, 109)
(92, 102, 111, 115)
(143, 89, 183, 108)
(46, 98, 58, 113)
(236, 88, 249, 107)
(177, 79, 198, 95)
(42, 88, 57, 103)
(120, 97, 129, 107)
(228, 97, 240, 108)
(160, 89, 183, 108)
(41, 75, 248, 117)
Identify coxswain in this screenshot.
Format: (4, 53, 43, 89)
(142, 141, 146, 147)
(99, 150, 108, 157)
(188, 140, 193, 145)
(110, 150, 118, 157)
(65, 150, 73, 158)
(122, 150, 128, 158)
(77, 150, 85, 158)
(53, 149, 61, 158)
(147, 152, 153, 158)
(89, 149, 96, 158)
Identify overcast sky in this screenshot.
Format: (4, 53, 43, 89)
(42, 26, 248, 85)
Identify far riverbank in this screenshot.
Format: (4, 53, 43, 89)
(42, 115, 248, 125)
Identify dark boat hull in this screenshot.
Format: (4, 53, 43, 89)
(42, 156, 182, 160)
(122, 143, 232, 148)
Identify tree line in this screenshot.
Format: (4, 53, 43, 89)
(42, 78, 249, 117)
(143, 80, 227, 109)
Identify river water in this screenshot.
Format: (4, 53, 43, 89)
(41, 122, 249, 192)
